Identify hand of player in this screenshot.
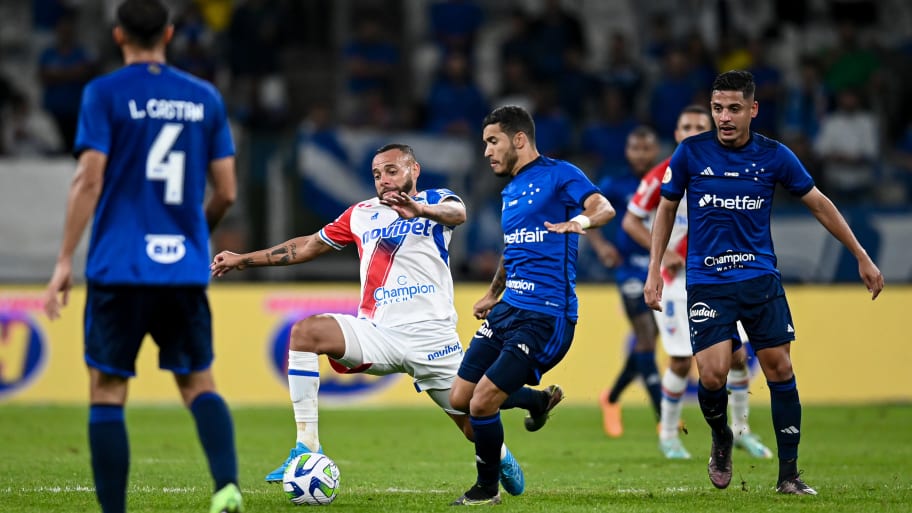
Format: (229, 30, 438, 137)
(661, 250, 685, 277)
(380, 191, 423, 219)
(859, 259, 884, 300)
(210, 251, 246, 277)
(473, 294, 499, 320)
(643, 270, 664, 312)
(43, 260, 73, 320)
(544, 220, 586, 234)
(595, 244, 621, 268)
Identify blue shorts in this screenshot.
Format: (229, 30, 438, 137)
(84, 284, 213, 377)
(457, 302, 575, 393)
(687, 274, 795, 354)
(618, 277, 651, 319)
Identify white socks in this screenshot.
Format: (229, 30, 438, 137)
(728, 366, 750, 437)
(659, 369, 688, 440)
(288, 350, 321, 451)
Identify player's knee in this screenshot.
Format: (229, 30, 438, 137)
(669, 357, 691, 376)
(700, 371, 728, 390)
(289, 317, 321, 352)
(449, 388, 470, 413)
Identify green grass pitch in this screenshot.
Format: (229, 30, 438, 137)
(1, 403, 910, 512)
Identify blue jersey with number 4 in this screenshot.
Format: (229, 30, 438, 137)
(500, 156, 599, 320)
(75, 62, 234, 285)
(662, 131, 814, 286)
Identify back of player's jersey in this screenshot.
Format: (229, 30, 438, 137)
(75, 63, 234, 285)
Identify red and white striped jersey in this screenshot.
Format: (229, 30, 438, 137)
(318, 189, 461, 328)
(627, 157, 689, 280)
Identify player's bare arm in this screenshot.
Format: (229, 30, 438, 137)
(545, 193, 616, 234)
(644, 197, 679, 311)
(474, 256, 506, 319)
(205, 156, 237, 232)
(43, 149, 107, 320)
(800, 187, 884, 299)
(210, 234, 334, 277)
(624, 211, 685, 275)
(585, 227, 621, 268)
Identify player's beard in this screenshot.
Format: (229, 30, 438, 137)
(377, 173, 415, 199)
(494, 146, 518, 178)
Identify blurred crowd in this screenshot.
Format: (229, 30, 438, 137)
(3, 0, 912, 279)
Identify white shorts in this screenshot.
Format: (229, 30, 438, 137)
(327, 314, 463, 393)
(654, 275, 750, 358)
(655, 273, 692, 357)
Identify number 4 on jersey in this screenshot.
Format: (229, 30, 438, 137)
(147, 122, 185, 205)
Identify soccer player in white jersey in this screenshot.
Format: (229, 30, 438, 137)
(211, 143, 556, 496)
(623, 105, 772, 460)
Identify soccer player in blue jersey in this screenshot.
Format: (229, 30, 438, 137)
(41, 1, 242, 512)
(449, 105, 616, 505)
(644, 70, 884, 495)
(589, 126, 663, 438)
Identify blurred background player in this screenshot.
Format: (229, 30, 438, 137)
(211, 143, 559, 497)
(589, 126, 662, 438)
(41, 1, 242, 512)
(450, 105, 615, 505)
(622, 105, 773, 459)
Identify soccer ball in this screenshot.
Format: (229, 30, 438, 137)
(283, 452, 340, 506)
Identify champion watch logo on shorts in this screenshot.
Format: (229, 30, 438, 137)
(688, 302, 718, 323)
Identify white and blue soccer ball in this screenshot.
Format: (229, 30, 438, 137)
(283, 452, 340, 506)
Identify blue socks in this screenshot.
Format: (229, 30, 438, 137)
(769, 376, 801, 479)
(89, 404, 128, 513)
(698, 380, 731, 441)
(469, 413, 503, 492)
(500, 386, 540, 411)
(633, 351, 662, 419)
(190, 392, 238, 490)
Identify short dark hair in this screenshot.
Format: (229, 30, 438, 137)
(482, 105, 535, 142)
(629, 125, 657, 140)
(711, 70, 755, 99)
(375, 143, 416, 162)
(680, 104, 710, 117)
(116, 0, 169, 49)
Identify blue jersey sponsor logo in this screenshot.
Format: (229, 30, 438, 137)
(0, 309, 47, 400)
(704, 251, 757, 271)
(145, 234, 186, 264)
(697, 194, 765, 210)
(503, 226, 548, 245)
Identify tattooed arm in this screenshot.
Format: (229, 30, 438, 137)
(209, 233, 334, 277)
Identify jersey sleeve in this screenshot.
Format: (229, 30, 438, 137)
(425, 188, 464, 206)
(561, 163, 600, 208)
(627, 162, 665, 218)
(73, 81, 111, 157)
(775, 143, 815, 197)
(318, 205, 358, 250)
(662, 144, 689, 201)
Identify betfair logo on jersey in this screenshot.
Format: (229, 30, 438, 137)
(697, 194, 765, 210)
(689, 302, 718, 323)
(361, 218, 432, 244)
(145, 234, 186, 264)
(503, 226, 548, 245)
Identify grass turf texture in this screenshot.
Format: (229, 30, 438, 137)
(0, 403, 909, 512)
